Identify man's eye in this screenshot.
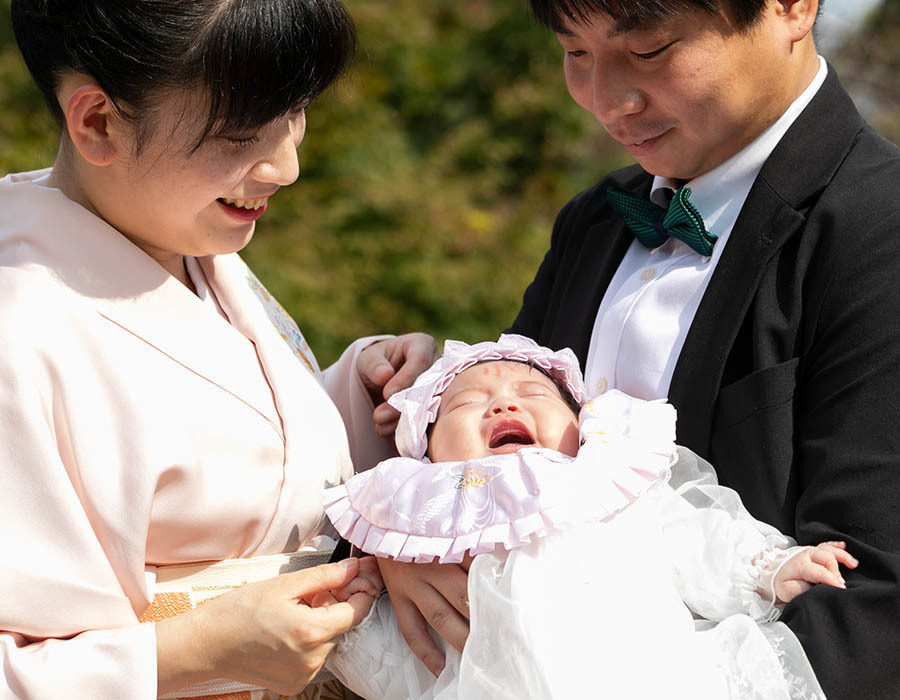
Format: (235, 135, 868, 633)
(632, 42, 673, 60)
(566, 49, 587, 59)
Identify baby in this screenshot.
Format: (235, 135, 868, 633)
(324, 335, 855, 700)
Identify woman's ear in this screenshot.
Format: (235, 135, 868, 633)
(60, 81, 123, 166)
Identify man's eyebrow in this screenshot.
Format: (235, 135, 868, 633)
(554, 20, 647, 40)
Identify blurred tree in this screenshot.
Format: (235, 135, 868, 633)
(0, 0, 57, 171)
(1, 0, 897, 365)
(240, 0, 628, 362)
(832, 0, 900, 145)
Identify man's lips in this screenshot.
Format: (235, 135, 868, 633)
(618, 128, 672, 157)
(488, 418, 536, 453)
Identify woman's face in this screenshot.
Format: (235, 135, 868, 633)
(89, 92, 306, 265)
(428, 361, 580, 463)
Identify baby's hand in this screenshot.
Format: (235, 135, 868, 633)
(774, 541, 858, 604)
(332, 556, 384, 602)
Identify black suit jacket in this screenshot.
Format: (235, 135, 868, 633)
(511, 67, 900, 700)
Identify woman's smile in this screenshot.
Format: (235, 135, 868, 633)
(217, 196, 270, 223)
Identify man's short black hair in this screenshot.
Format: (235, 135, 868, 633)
(530, 0, 802, 33)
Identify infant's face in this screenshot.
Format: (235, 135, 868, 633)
(428, 361, 580, 463)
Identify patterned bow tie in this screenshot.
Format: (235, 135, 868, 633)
(606, 185, 717, 256)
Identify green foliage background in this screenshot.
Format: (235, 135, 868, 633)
(1, 0, 897, 365)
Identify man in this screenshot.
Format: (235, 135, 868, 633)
(377, 2, 900, 697)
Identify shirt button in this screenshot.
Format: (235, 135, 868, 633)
(641, 268, 656, 281)
(595, 377, 608, 394)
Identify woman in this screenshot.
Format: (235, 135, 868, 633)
(1, 1, 433, 698)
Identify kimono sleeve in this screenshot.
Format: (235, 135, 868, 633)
(322, 336, 398, 472)
(0, 274, 158, 699)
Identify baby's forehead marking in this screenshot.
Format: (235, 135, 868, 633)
(480, 364, 505, 377)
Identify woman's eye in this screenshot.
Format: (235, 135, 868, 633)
(226, 135, 260, 148)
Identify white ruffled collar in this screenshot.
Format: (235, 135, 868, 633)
(324, 390, 677, 563)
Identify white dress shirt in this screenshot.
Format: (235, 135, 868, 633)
(584, 57, 828, 400)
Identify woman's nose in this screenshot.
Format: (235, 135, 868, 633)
(251, 111, 305, 186)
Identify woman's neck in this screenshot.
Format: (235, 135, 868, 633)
(48, 145, 197, 294)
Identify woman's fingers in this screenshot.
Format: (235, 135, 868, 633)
(357, 333, 437, 437)
(160, 559, 378, 696)
(280, 558, 360, 601)
(381, 333, 439, 398)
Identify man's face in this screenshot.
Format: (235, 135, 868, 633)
(556, 3, 807, 179)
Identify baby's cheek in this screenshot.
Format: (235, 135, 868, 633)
(556, 421, 581, 457)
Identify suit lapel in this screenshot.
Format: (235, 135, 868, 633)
(668, 66, 866, 451)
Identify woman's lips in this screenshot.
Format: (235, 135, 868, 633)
(488, 419, 535, 454)
(216, 197, 269, 223)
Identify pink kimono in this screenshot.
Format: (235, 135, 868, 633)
(0, 170, 391, 698)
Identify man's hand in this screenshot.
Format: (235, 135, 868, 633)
(376, 557, 471, 677)
(357, 333, 438, 437)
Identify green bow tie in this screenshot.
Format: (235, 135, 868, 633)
(607, 185, 717, 256)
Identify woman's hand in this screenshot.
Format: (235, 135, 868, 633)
(156, 558, 374, 696)
(357, 333, 438, 437)
(376, 556, 471, 677)
(774, 541, 858, 604)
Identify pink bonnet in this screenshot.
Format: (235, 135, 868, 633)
(388, 334, 586, 460)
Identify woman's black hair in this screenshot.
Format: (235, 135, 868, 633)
(11, 0, 357, 152)
(529, 0, 815, 33)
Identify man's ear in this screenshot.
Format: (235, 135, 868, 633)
(60, 82, 123, 166)
(774, 0, 819, 43)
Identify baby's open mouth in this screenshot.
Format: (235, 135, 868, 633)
(489, 420, 535, 450)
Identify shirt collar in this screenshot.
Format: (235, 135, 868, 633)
(650, 56, 828, 233)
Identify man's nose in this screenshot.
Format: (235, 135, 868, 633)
(592, 67, 645, 123)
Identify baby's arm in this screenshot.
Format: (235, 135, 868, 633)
(771, 541, 858, 604)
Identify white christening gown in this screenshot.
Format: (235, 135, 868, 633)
(324, 391, 826, 700)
